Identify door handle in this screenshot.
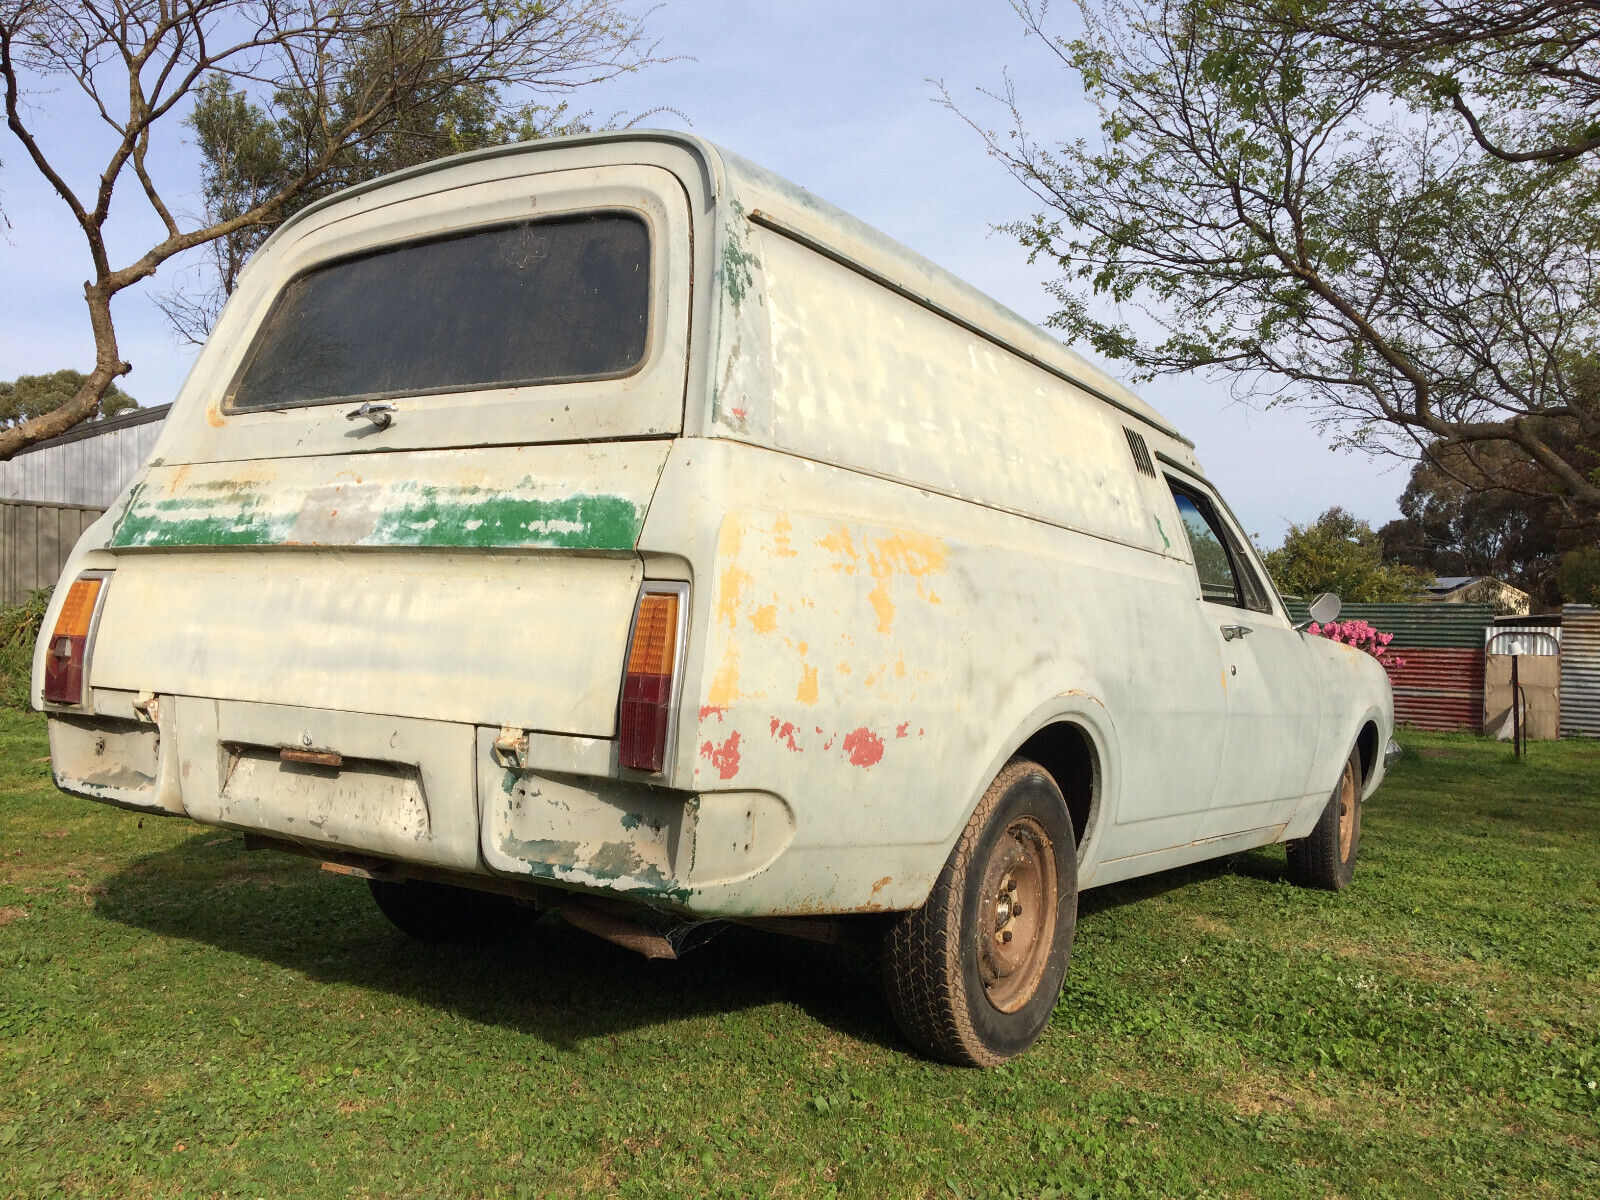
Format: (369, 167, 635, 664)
(346, 400, 397, 429)
(1220, 623, 1253, 641)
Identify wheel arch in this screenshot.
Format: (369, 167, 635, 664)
(949, 693, 1119, 874)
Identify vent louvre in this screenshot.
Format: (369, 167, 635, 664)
(1123, 427, 1157, 478)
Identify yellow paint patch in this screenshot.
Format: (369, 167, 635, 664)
(770, 514, 798, 558)
(863, 531, 949, 634)
(817, 527, 859, 574)
(707, 648, 743, 707)
(749, 604, 778, 634)
(714, 564, 754, 629)
(796, 663, 819, 706)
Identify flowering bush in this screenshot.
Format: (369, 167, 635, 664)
(1306, 619, 1405, 668)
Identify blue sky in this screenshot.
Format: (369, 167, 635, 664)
(0, 0, 1408, 542)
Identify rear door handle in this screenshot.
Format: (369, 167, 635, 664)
(1220, 624, 1253, 641)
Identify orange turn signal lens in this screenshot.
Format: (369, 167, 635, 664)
(620, 589, 682, 773)
(43, 575, 105, 706)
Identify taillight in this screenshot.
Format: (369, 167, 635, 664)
(619, 586, 684, 773)
(43, 574, 106, 707)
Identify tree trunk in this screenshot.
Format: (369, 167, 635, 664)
(0, 283, 129, 460)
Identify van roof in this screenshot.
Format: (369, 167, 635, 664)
(264, 130, 1190, 448)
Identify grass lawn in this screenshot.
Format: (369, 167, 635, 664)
(2, 708, 1597, 1199)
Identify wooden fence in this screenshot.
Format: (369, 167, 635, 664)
(0, 500, 105, 607)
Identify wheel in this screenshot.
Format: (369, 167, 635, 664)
(1286, 747, 1363, 891)
(881, 758, 1078, 1067)
(367, 877, 527, 943)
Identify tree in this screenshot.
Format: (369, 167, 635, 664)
(1262, 507, 1428, 602)
(953, 1, 1600, 531)
(1379, 439, 1591, 607)
(0, 370, 137, 428)
(1266, 1, 1600, 165)
(156, 59, 602, 343)
(1558, 547, 1600, 605)
(0, 0, 665, 458)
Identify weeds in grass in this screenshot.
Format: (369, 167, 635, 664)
(0, 588, 49, 711)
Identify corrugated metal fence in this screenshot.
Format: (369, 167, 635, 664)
(0, 500, 105, 606)
(1288, 601, 1495, 732)
(1560, 605, 1600, 738)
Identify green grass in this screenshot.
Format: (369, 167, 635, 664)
(2, 710, 1597, 1198)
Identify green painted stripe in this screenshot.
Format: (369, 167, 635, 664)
(109, 483, 645, 551)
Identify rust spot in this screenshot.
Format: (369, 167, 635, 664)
(699, 731, 742, 780)
(842, 727, 884, 768)
(870, 876, 892, 895)
(204, 402, 225, 428)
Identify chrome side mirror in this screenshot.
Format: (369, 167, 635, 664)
(1296, 592, 1342, 631)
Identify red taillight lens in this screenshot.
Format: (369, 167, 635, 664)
(619, 589, 681, 773)
(43, 575, 104, 706)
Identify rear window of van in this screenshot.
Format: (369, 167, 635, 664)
(227, 213, 651, 411)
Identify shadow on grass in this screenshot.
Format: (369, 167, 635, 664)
(96, 831, 1294, 1055)
(95, 833, 908, 1055)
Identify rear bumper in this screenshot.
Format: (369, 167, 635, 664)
(46, 693, 878, 917)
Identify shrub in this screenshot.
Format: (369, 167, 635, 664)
(0, 588, 51, 711)
(1306, 618, 1406, 668)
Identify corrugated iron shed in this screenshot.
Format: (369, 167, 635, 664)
(1560, 605, 1600, 738)
(1283, 601, 1493, 731)
(1381, 648, 1485, 732)
(1282, 601, 1495, 648)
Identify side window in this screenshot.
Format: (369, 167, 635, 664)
(1166, 481, 1276, 613)
(1170, 490, 1239, 604)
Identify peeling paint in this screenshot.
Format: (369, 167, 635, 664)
(768, 719, 802, 752)
(699, 730, 742, 780)
(842, 727, 885, 767)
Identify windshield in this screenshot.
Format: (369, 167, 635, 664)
(227, 213, 651, 411)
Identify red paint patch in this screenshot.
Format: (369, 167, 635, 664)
(699, 731, 742, 780)
(895, 722, 911, 738)
(842, 727, 885, 768)
(699, 705, 727, 722)
(769, 719, 802, 752)
(731, 406, 749, 420)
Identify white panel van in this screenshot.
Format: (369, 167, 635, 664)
(35, 133, 1395, 1065)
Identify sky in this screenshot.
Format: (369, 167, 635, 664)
(0, 0, 1411, 544)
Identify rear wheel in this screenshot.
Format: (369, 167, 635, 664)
(882, 758, 1078, 1067)
(1286, 747, 1363, 891)
(368, 878, 528, 943)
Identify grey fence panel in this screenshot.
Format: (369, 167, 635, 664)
(1561, 605, 1600, 738)
(1, 500, 106, 606)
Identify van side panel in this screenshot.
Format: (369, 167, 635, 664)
(640, 439, 1234, 914)
(753, 227, 1164, 555)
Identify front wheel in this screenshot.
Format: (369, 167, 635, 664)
(1286, 747, 1363, 891)
(881, 758, 1078, 1067)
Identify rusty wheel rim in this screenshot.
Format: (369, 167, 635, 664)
(977, 816, 1057, 1014)
(1337, 762, 1358, 862)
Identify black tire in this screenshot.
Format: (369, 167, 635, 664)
(367, 877, 528, 943)
(1286, 747, 1363, 892)
(882, 758, 1078, 1067)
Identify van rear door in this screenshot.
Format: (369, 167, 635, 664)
(91, 158, 694, 739)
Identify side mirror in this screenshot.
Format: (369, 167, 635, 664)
(1303, 592, 1341, 628)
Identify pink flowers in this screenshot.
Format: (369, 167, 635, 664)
(1307, 619, 1406, 668)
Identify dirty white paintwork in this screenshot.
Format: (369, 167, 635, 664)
(36, 132, 1394, 920)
